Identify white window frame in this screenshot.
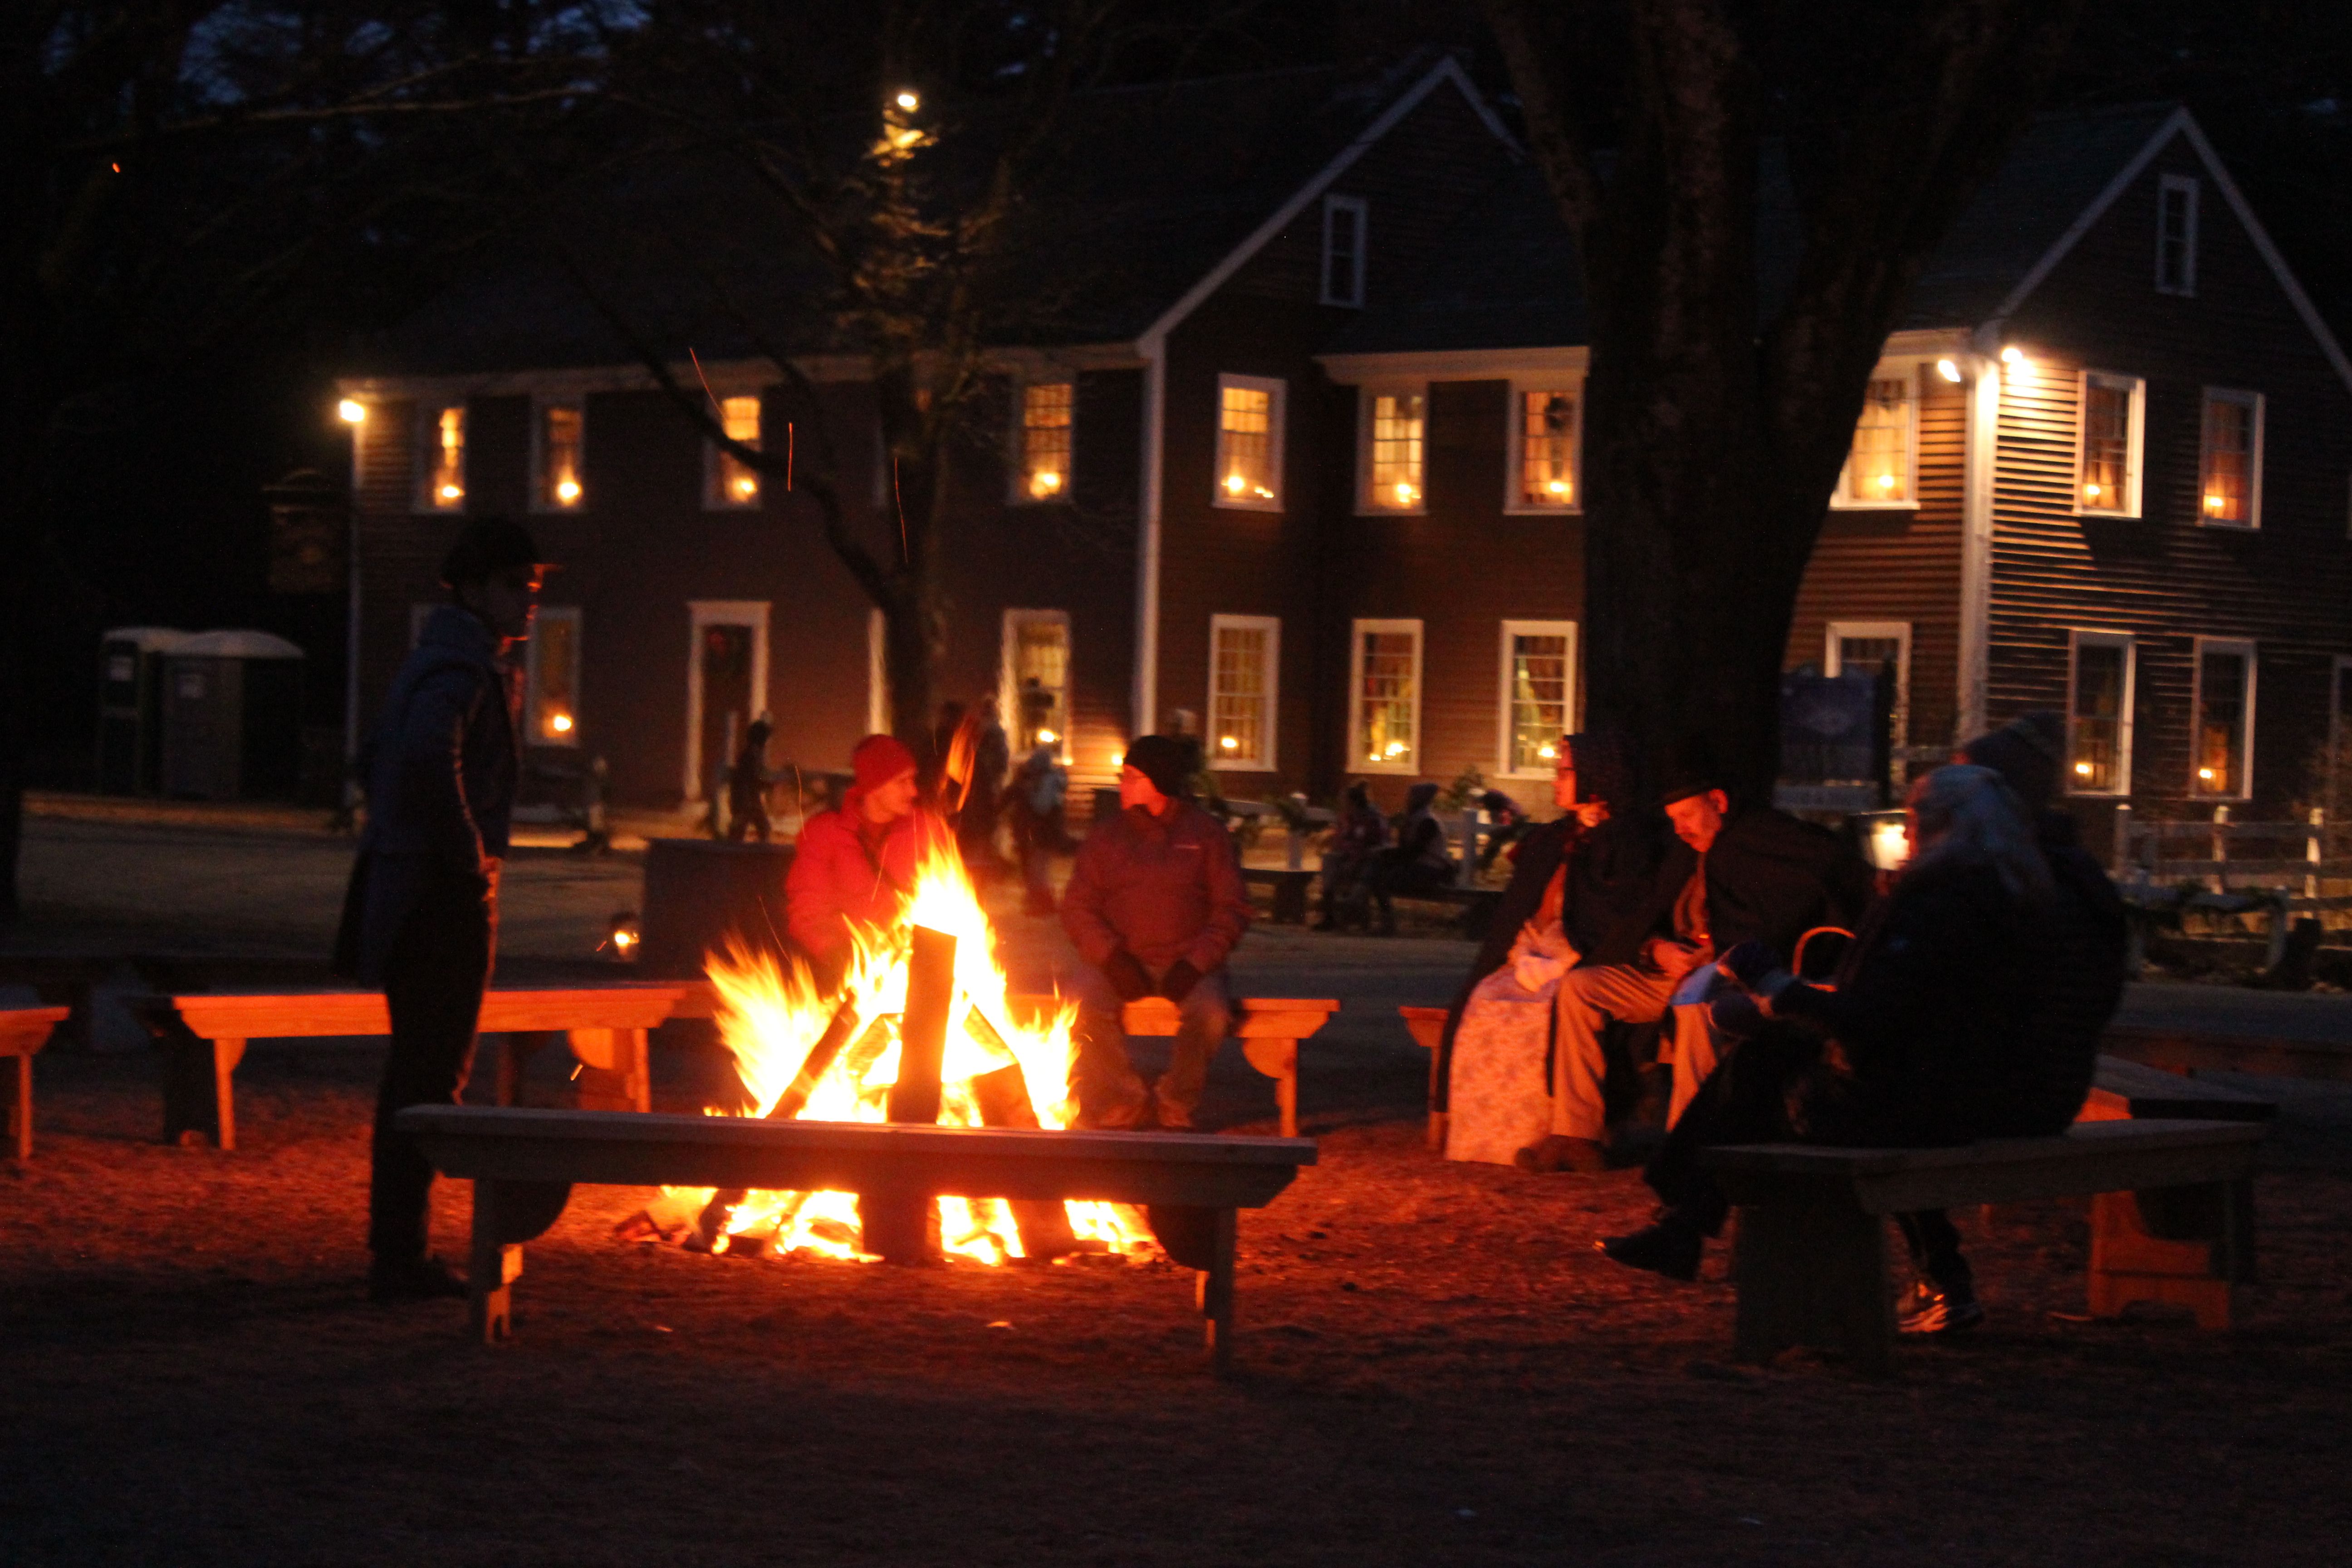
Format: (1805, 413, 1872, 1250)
(1001, 608, 1073, 764)
(2189, 636, 2257, 803)
(1828, 366, 1922, 511)
(1356, 383, 1429, 515)
(1206, 614, 1280, 772)
(681, 600, 770, 802)
(1495, 619, 1578, 779)
(2156, 173, 2200, 297)
(412, 402, 467, 514)
(2066, 629, 2137, 798)
(1503, 379, 1584, 514)
(1010, 377, 1077, 506)
(1347, 617, 1424, 776)
(1320, 195, 1367, 309)
(2073, 371, 2146, 518)
(702, 393, 764, 511)
(1212, 373, 1285, 512)
(525, 604, 583, 748)
(2197, 387, 2265, 531)
(531, 397, 587, 513)
(1824, 621, 1913, 751)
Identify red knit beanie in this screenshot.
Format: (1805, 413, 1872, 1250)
(851, 734, 918, 794)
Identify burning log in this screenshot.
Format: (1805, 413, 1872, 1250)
(864, 924, 957, 1263)
(691, 990, 865, 1250)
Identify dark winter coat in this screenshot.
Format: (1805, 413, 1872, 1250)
(1991, 812, 2129, 1134)
(332, 605, 520, 985)
(1063, 802, 1251, 973)
(1591, 806, 1873, 969)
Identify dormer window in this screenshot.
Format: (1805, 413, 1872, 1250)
(2157, 174, 2199, 296)
(1321, 195, 1367, 309)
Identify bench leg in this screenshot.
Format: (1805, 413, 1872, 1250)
(468, 1178, 574, 1343)
(1239, 1038, 1298, 1138)
(565, 1027, 651, 1113)
(4, 1053, 29, 1161)
(1195, 1207, 1237, 1376)
(161, 1033, 243, 1149)
(2088, 1185, 2238, 1329)
(1730, 1200, 1892, 1373)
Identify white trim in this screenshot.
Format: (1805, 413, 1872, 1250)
(1213, 372, 1286, 511)
(2156, 173, 2200, 297)
(1957, 361, 1999, 740)
(1319, 195, 1368, 309)
(1496, 619, 1578, 779)
(2196, 387, 2265, 531)
(867, 607, 888, 737)
(1825, 621, 1912, 751)
(702, 392, 764, 511)
(1324, 344, 1591, 384)
(411, 400, 467, 514)
(1002, 608, 1074, 764)
(2189, 636, 2258, 802)
(1502, 378, 1584, 514)
(336, 344, 1146, 404)
(682, 601, 770, 803)
(531, 396, 587, 514)
(524, 604, 583, 747)
(1134, 347, 1165, 738)
(1206, 614, 1281, 771)
(1828, 363, 1924, 512)
(1355, 383, 1427, 515)
(1347, 617, 1425, 775)
(2066, 629, 2137, 798)
(2073, 369, 2146, 518)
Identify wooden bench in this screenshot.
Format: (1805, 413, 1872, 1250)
(396, 1104, 1316, 1371)
(1240, 866, 1315, 925)
(1399, 1005, 1450, 1150)
(1013, 994, 1339, 1138)
(2101, 1023, 2352, 1083)
(152, 985, 691, 1149)
(1, 1006, 69, 1160)
(1704, 1118, 2266, 1372)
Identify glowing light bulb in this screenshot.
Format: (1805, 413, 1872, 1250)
(1225, 473, 1246, 495)
(550, 713, 573, 734)
(1036, 728, 1058, 745)
(439, 484, 462, 501)
(337, 399, 366, 424)
(2084, 483, 2102, 500)
(1254, 485, 1274, 499)
(612, 928, 637, 951)
(2205, 494, 2225, 512)
(2000, 346, 2023, 365)
(895, 91, 919, 110)
(2199, 767, 2215, 781)
(1548, 479, 1568, 495)
(2076, 761, 2094, 776)
(1220, 735, 1238, 751)
(556, 478, 581, 503)
(1877, 472, 1896, 490)
(1936, 358, 1962, 383)
(1033, 470, 1062, 496)
(1393, 481, 1415, 505)
(1537, 745, 1555, 759)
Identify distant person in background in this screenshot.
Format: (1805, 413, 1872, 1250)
(957, 695, 1012, 877)
(1475, 789, 1530, 873)
(785, 734, 955, 992)
(334, 517, 541, 1303)
(1009, 742, 1071, 915)
(1359, 781, 1455, 936)
(725, 714, 775, 843)
(1315, 782, 1389, 931)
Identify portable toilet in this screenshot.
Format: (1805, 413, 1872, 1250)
(160, 631, 306, 800)
(96, 627, 190, 794)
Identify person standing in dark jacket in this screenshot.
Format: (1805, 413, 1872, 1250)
(333, 518, 541, 1303)
(1060, 735, 1252, 1128)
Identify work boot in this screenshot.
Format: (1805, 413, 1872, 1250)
(1514, 1134, 1607, 1175)
(367, 1254, 467, 1303)
(1596, 1212, 1704, 1282)
(1897, 1278, 1985, 1335)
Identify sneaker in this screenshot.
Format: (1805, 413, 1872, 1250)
(1897, 1284, 1985, 1335)
(1513, 1135, 1608, 1175)
(1596, 1218, 1703, 1282)
(368, 1254, 468, 1303)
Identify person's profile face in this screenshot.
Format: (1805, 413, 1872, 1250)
(463, 566, 540, 642)
(866, 769, 919, 822)
(1118, 764, 1167, 813)
(1552, 759, 1579, 812)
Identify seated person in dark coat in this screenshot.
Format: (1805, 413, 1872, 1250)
(1361, 781, 1455, 935)
(1599, 764, 2055, 1307)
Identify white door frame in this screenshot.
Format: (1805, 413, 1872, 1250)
(682, 600, 770, 802)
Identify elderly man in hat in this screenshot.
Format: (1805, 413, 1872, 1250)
(1060, 735, 1252, 1128)
(334, 516, 543, 1302)
(785, 733, 956, 991)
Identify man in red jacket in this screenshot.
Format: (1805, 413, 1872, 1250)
(1060, 735, 1252, 1128)
(785, 735, 953, 990)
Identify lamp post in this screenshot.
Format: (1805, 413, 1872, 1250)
(337, 397, 367, 826)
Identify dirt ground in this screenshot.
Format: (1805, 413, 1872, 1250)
(8, 1031, 2352, 1568)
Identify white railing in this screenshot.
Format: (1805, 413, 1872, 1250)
(2111, 804, 2338, 898)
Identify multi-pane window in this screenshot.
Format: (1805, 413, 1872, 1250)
(1215, 375, 1283, 510)
(1516, 388, 1578, 508)
(2077, 372, 2143, 515)
(2192, 639, 2255, 799)
(1350, 619, 1422, 772)
(419, 405, 465, 511)
(2199, 390, 2263, 528)
(1838, 376, 1915, 505)
(1826, 621, 1911, 750)
(1500, 621, 1576, 776)
(1321, 196, 1367, 309)
(526, 606, 581, 745)
(709, 395, 761, 508)
(1006, 611, 1071, 759)
(1208, 615, 1279, 770)
(2157, 174, 2200, 296)
(1019, 382, 1074, 501)
(1363, 390, 1425, 511)
(539, 402, 584, 509)
(2068, 632, 2135, 795)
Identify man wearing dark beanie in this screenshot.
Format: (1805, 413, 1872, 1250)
(1060, 734, 1252, 1127)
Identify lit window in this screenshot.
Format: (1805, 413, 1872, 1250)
(1006, 611, 1071, 759)
(1215, 375, 1283, 510)
(1208, 615, 1279, 770)
(1019, 382, 1073, 502)
(1350, 619, 1422, 772)
(2199, 389, 2263, 528)
(1501, 621, 1576, 775)
(539, 403, 584, 508)
(1837, 376, 1915, 505)
(1321, 196, 1367, 309)
(1363, 390, 1425, 511)
(2077, 372, 2144, 516)
(527, 606, 582, 745)
(2067, 632, 2135, 795)
(2191, 639, 2255, 798)
(419, 405, 465, 511)
(710, 395, 761, 507)
(1516, 389, 1578, 508)
(2157, 174, 2199, 296)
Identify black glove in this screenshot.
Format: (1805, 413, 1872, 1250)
(1717, 939, 1782, 990)
(1102, 949, 1153, 1003)
(1161, 959, 1204, 1003)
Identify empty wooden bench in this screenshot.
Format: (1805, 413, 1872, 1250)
(2101, 1023, 2352, 1083)
(397, 1104, 1316, 1371)
(2, 1005, 69, 1160)
(152, 985, 690, 1149)
(1704, 1117, 2266, 1372)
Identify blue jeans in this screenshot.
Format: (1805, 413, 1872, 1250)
(1064, 960, 1233, 1129)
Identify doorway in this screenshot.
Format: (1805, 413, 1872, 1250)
(683, 600, 770, 803)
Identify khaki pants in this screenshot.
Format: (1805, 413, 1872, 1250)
(1550, 963, 1720, 1141)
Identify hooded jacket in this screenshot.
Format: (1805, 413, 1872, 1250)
(1062, 801, 1251, 973)
(785, 799, 955, 970)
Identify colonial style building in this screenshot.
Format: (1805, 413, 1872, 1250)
(337, 59, 2352, 845)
